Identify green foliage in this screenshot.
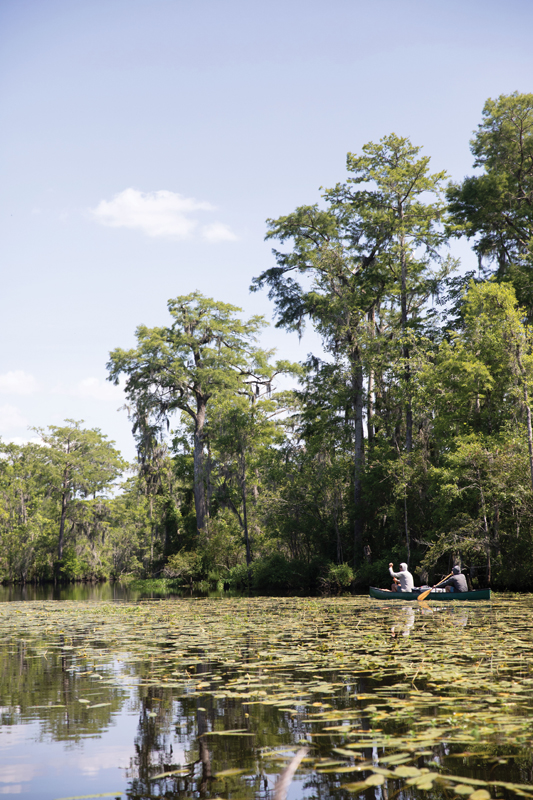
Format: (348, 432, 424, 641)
(319, 562, 354, 593)
(447, 92, 533, 310)
(228, 552, 324, 594)
(163, 549, 202, 582)
(107, 292, 283, 536)
(6, 97, 533, 593)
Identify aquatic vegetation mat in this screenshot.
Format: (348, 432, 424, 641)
(1, 595, 533, 800)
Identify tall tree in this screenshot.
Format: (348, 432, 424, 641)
(107, 292, 279, 537)
(0, 441, 48, 582)
(34, 420, 125, 563)
(210, 390, 280, 567)
(422, 280, 533, 490)
(253, 134, 451, 561)
(447, 92, 533, 310)
(331, 134, 450, 453)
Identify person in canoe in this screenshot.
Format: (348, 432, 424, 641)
(435, 565, 468, 592)
(388, 562, 414, 593)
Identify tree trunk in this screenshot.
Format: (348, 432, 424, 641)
(399, 210, 413, 453)
(149, 495, 154, 572)
(478, 470, 491, 585)
(193, 401, 208, 533)
(241, 453, 252, 567)
(367, 307, 375, 445)
(403, 493, 410, 564)
(353, 355, 365, 564)
(335, 490, 342, 564)
(524, 394, 533, 494)
(492, 502, 500, 559)
(252, 468, 259, 503)
(58, 491, 68, 560)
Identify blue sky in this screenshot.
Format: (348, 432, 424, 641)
(1, 0, 532, 460)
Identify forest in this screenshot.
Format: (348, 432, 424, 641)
(1, 92, 533, 592)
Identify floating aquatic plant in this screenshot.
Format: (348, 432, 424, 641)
(0, 595, 532, 800)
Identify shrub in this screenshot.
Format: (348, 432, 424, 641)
(227, 553, 324, 594)
(319, 562, 354, 593)
(163, 550, 202, 584)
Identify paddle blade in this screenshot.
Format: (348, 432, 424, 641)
(417, 571, 454, 602)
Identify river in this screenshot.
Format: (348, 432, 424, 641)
(0, 593, 532, 800)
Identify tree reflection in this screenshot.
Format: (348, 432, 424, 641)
(0, 639, 125, 742)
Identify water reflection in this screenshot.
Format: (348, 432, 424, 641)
(0, 582, 137, 603)
(390, 606, 416, 637)
(0, 582, 239, 604)
(0, 596, 532, 800)
(387, 603, 470, 638)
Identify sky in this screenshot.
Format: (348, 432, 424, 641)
(1, 0, 532, 461)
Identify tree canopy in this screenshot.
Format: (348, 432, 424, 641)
(4, 92, 533, 591)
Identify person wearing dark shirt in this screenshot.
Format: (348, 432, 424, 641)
(439, 565, 468, 592)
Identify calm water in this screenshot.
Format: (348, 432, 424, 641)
(0, 582, 135, 603)
(0, 582, 212, 604)
(0, 595, 532, 800)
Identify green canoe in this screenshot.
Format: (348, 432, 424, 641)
(369, 586, 491, 601)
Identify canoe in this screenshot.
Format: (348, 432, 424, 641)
(369, 586, 491, 601)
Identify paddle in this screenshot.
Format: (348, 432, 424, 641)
(417, 572, 454, 602)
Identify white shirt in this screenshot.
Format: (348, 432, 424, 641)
(389, 566, 414, 592)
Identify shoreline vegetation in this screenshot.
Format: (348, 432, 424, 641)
(2, 93, 533, 593)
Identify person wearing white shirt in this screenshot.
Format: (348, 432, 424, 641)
(389, 562, 414, 593)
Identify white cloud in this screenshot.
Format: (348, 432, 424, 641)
(72, 377, 125, 402)
(202, 221, 239, 242)
(73, 744, 135, 776)
(90, 188, 238, 242)
(0, 404, 28, 433)
(0, 370, 38, 395)
(90, 187, 216, 239)
(0, 763, 37, 784)
(4, 436, 43, 447)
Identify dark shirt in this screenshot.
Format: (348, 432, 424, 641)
(440, 574, 468, 592)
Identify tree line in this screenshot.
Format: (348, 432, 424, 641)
(2, 92, 533, 590)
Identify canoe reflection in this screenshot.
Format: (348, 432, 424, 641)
(389, 604, 469, 637)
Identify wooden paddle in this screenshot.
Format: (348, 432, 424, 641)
(417, 572, 454, 602)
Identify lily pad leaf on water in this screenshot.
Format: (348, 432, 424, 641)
(380, 753, 412, 765)
(201, 728, 251, 736)
(393, 766, 422, 778)
(318, 765, 370, 774)
(214, 768, 248, 778)
(445, 775, 490, 787)
(406, 774, 439, 788)
(343, 781, 369, 793)
(150, 769, 190, 779)
(365, 773, 385, 786)
(4, 596, 533, 800)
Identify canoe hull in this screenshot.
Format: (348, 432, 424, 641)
(369, 586, 491, 601)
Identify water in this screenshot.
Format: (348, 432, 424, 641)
(0, 595, 532, 800)
(0, 582, 136, 603)
(0, 581, 230, 604)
